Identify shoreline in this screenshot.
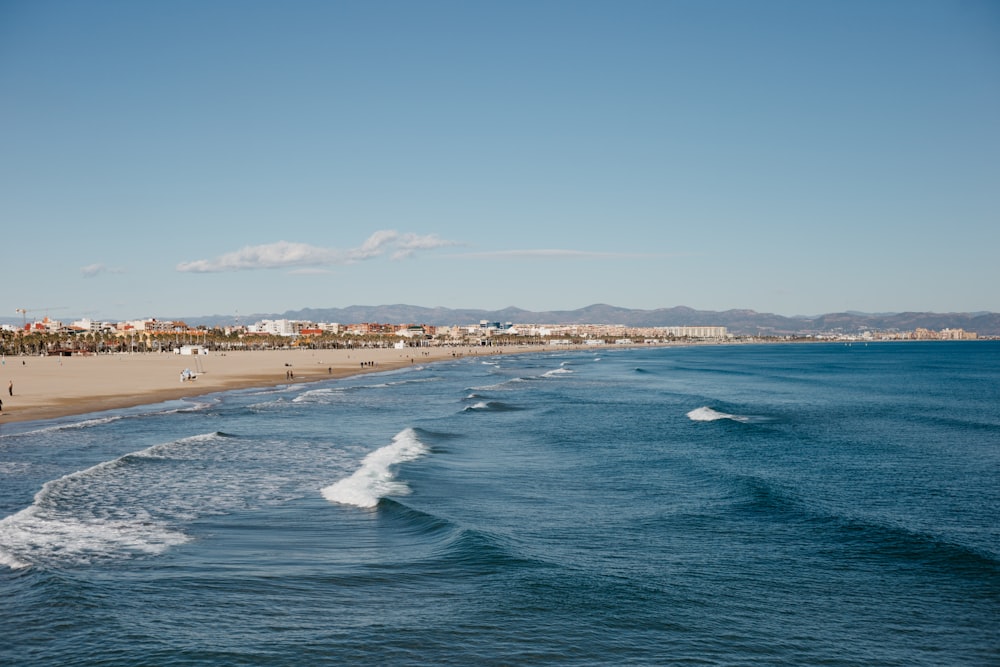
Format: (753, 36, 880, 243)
(3, 338, 948, 426)
(0, 345, 555, 426)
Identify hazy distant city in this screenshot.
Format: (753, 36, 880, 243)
(0, 304, 988, 355)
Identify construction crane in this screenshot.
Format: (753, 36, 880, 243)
(15, 307, 66, 328)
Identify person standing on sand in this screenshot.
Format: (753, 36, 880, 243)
(8, 380, 12, 396)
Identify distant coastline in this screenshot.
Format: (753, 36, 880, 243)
(0, 338, 992, 427)
(3, 304, 997, 337)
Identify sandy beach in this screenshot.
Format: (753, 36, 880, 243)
(0, 346, 547, 424)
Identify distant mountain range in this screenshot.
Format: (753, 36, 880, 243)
(180, 304, 1000, 336)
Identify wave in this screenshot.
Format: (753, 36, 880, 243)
(463, 401, 521, 412)
(356, 377, 442, 390)
(686, 406, 755, 423)
(247, 397, 291, 411)
(291, 377, 444, 405)
(0, 415, 125, 440)
(0, 400, 214, 440)
(833, 513, 1000, 574)
(0, 506, 190, 570)
(0, 430, 289, 570)
(687, 406, 750, 423)
(331, 499, 542, 580)
(470, 377, 528, 391)
(321, 428, 429, 509)
(429, 524, 540, 576)
(0, 439, 210, 570)
(291, 387, 341, 403)
(129, 430, 237, 460)
(471, 364, 573, 390)
(0, 461, 32, 475)
(376, 499, 540, 575)
(729, 474, 1000, 574)
(377, 498, 457, 539)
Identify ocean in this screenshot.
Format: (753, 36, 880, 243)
(1, 342, 997, 666)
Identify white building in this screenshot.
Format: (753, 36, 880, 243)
(251, 319, 303, 336)
(660, 326, 729, 339)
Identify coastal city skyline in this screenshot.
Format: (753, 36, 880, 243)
(0, 307, 988, 341)
(2, 1, 998, 320)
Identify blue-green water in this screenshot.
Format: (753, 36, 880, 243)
(1, 342, 998, 665)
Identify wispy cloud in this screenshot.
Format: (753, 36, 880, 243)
(81, 263, 124, 278)
(448, 249, 676, 260)
(288, 267, 334, 276)
(176, 231, 459, 273)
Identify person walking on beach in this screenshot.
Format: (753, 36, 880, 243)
(8, 380, 12, 396)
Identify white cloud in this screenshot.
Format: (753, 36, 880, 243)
(347, 229, 401, 261)
(176, 241, 339, 272)
(392, 232, 461, 259)
(81, 263, 124, 278)
(176, 231, 458, 273)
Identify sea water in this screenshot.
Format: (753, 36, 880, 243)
(0, 342, 997, 665)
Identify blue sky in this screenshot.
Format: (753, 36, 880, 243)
(2, 0, 998, 322)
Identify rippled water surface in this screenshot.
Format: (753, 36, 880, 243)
(1, 342, 997, 665)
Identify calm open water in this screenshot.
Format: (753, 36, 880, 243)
(1, 342, 997, 666)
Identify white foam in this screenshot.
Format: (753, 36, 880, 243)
(321, 428, 429, 509)
(0, 546, 30, 569)
(0, 431, 233, 569)
(0, 415, 124, 439)
(292, 388, 339, 403)
(686, 406, 752, 423)
(542, 367, 574, 378)
(0, 466, 192, 570)
(0, 505, 189, 569)
(58, 415, 126, 429)
(1, 401, 214, 440)
(0, 427, 374, 569)
(0, 461, 32, 475)
(470, 377, 526, 391)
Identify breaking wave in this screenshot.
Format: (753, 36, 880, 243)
(0, 430, 323, 570)
(321, 428, 429, 509)
(686, 406, 753, 423)
(463, 401, 521, 412)
(0, 432, 235, 569)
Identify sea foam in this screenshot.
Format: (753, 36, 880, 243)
(321, 428, 429, 509)
(686, 407, 752, 423)
(0, 431, 241, 569)
(0, 460, 193, 570)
